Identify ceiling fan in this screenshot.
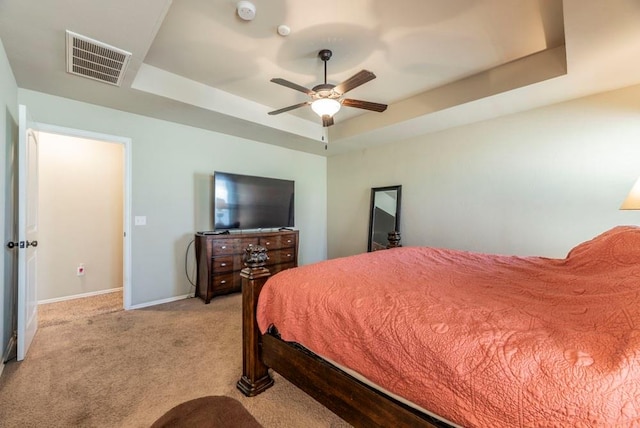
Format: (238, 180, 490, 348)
(268, 49, 387, 127)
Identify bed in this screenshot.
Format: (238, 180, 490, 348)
(237, 226, 640, 427)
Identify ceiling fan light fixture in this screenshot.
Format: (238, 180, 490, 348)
(311, 98, 341, 118)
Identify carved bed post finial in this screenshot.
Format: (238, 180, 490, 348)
(387, 231, 402, 249)
(242, 244, 269, 268)
(237, 244, 274, 396)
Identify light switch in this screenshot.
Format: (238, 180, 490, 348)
(134, 216, 147, 226)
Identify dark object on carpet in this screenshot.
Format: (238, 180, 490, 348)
(151, 396, 263, 428)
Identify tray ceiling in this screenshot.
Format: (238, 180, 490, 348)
(1, 0, 639, 155)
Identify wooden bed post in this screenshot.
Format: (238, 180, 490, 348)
(237, 246, 274, 396)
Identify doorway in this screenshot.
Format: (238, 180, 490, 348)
(35, 124, 131, 310)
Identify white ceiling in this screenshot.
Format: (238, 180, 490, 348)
(1, 0, 639, 156)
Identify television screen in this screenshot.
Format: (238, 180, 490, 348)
(213, 172, 294, 230)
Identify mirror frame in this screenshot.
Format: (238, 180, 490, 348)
(367, 185, 402, 252)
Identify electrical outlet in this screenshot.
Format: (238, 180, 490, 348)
(77, 264, 85, 276)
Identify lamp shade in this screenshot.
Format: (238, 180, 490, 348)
(311, 98, 341, 117)
(620, 177, 640, 210)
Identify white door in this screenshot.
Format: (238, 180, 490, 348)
(17, 104, 39, 361)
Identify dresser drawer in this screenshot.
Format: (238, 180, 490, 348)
(211, 239, 241, 255)
(212, 256, 234, 273)
(212, 238, 260, 255)
(240, 237, 260, 249)
(259, 233, 296, 250)
(211, 272, 236, 293)
(265, 248, 296, 265)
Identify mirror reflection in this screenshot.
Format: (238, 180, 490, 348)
(368, 185, 402, 251)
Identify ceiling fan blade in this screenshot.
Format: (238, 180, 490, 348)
(270, 78, 314, 95)
(268, 102, 310, 115)
(334, 70, 376, 95)
(342, 98, 388, 112)
(322, 115, 334, 127)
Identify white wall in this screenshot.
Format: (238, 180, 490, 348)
(38, 133, 124, 301)
(328, 84, 640, 259)
(1, 38, 18, 362)
(18, 90, 327, 306)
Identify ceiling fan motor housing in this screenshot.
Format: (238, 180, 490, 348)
(312, 83, 338, 99)
(315, 49, 338, 98)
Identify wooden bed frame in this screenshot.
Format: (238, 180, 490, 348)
(236, 264, 453, 428)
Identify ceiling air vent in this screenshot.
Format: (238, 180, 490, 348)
(65, 30, 131, 86)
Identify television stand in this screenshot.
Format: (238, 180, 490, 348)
(194, 229, 299, 303)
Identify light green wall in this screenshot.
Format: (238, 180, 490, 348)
(19, 89, 327, 306)
(1, 38, 18, 362)
(328, 85, 640, 259)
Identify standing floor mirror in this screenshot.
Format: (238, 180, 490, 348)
(368, 185, 402, 251)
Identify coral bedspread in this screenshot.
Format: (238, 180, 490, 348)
(257, 226, 640, 427)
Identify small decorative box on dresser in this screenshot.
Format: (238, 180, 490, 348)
(194, 230, 299, 303)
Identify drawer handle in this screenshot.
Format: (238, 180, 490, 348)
(265, 241, 270, 245)
(287, 254, 291, 257)
(221, 245, 227, 249)
(220, 280, 227, 284)
(287, 240, 292, 243)
(220, 263, 227, 267)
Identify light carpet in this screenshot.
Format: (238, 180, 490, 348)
(38, 290, 124, 328)
(0, 293, 350, 427)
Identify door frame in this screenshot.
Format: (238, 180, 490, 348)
(34, 123, 133, 310)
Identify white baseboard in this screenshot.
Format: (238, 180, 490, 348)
(37, 288, 190, 310)
(38, 287, 123, 305)
(128, 294, 191, 310)
(0, 362, 4, 379)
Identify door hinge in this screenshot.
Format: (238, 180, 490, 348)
(6, 240, 38, 249)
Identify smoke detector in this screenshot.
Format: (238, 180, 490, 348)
(237, 1, 256, 21)
(277, 25, 290, 37)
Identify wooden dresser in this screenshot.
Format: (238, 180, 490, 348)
(194, 230, 299, 303)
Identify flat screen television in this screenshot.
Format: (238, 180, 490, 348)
(213, 171, 295, 230)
